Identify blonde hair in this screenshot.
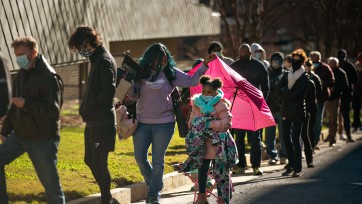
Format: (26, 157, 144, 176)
(11, 36, 38, 51)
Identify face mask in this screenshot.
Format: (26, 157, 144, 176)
(79, 48, 93, 57)
(313, 62, 320, 68)
(213, 52, 222, 57)
(16, 54, 30, 69)
(292, 60, 303, 70)
(200, 95, 213, 103)
(240, 56, 249, 61)
(271, 60, 281, 69)
(157, 63, 168, 71)
(255, 53, 262, 60)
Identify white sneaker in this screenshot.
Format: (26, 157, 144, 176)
(339, 134, 347, 141)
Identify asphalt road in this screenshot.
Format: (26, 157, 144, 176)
(231, 138, 362, 204)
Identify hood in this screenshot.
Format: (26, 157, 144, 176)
(269, 52, 284, 70)
(251, 43, 266, 61)
(337, 49, 347, 61)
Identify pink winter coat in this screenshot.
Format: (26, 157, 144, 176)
(188, 98, 232, 159)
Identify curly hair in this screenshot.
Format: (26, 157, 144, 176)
(68, 26, 102, 50)
(138, 43, 176, 82)
(291, 49, 308, 63)
(199, 75, 223, 90)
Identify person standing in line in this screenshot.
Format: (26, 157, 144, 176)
(129, 43, 215, 204)
(0, 37, 65, 204)
(354, 52, 362, 131)
(0, 52, 12, 118)
(251, 43, 270, 68)
(301, 59, 318, 168)
(68, 26, 120, 204)
(310, 51, 335, 149)
(265, 52, 288, 165)
(230, 43, 270, 176)
(304, 58, 322, 151)
(278, 49, 309, 177)
(336, 49, 357, 142)
(325, 57, 349, 147)
(207, 41, 234, 66)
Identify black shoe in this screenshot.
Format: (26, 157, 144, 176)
(347, 139, 355, 143)
(329, 142, 336, 147)
(282, 168, 293, 176)
(110, 198, 120, 204)
(292, 171, 302, 177)
(307, 163, 314, 168)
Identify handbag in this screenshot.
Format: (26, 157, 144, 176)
(171, 87, 189, 138)
(116, 103, 138, 140)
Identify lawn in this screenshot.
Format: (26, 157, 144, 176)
(5, 126, 188, 203)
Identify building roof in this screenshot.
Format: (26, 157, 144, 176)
(0, 0, 220, 70)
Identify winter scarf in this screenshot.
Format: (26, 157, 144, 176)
(288, 66, 305, 90)
(194, 89, 223, 115)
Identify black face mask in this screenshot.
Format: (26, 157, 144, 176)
(240, 56, 250, 61)
(292, 60, 303, 70)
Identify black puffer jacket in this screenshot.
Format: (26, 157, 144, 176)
(305, 77, 317, 114)
(0, 52, 11, 118)
(230, 57, 269, 98)
(329, 68, 349, 101)
(278, 70, 309, 119)
(79, 45, 117, 126)
(1, 55, 63, 140)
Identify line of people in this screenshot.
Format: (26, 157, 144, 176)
(0, 25, 361, 204)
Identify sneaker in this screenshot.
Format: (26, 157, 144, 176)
(253, 167, 263, 175)
(282, 168, 293, 176)
(280, 157, 287, 164)
(232, 166, 246, 174)
(292, 171, 302, 177)
(329, 142, 336, 147)
(268, 159, 277, 165)
(110, 198, 120, 204)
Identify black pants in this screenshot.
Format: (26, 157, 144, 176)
(282, 117, 304, 172)
(84, 126, 116, 204)
(198, 159, 221, 197)
(340, 97, 352, 139)
(301, 115, 313, 165)
(352, 90, 361, 129)
(308, 112, 316, 148)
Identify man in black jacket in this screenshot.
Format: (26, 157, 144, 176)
(265, 52, 288, 165)
(337, 49, 357, 142)
(230, 44, 270, 175)
(325, 57, 349, 146)
(68, 26, 119, 204)
(0, 37, 65, 204)
(0, 52, 11, 118)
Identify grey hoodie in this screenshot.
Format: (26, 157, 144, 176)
(251, 43, 270, 68)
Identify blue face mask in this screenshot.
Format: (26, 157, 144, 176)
(213, 52, 222, 57)
(79, 48, 93, 57)
(200, 95, 213, 103)
(16, 54, 30, 69)
(313, 62, 320, 68)
(255, 52, 262, 60)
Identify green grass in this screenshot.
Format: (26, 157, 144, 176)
(5, 126, 188, 203)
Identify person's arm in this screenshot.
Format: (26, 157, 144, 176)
(173, 65, 208, 87)
(92, 59, 116, 107)
(209, 102, 232, 132)
(324, 64, 335, 88)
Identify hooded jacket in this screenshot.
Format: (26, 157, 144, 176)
(338, 49, 357, 97)
(251, 43, 270, 68)
(1, 55, 63, 140)
(267, 52, 287, 113)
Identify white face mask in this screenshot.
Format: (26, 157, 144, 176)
(255, 52, 262, 60)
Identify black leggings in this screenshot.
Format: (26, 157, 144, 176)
(84, 127, 114, 204)
(198, 159, 221, 197)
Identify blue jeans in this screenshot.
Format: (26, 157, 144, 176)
(265, 112, 286, 159)
(314, 101, 325, 146)
(133, 122, 175, 201)
(0, 133, 65, 204)
(282, 117, 304, 172)
(234, 129, 262, 168)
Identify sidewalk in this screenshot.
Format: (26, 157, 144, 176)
(68, 131, 361, 204)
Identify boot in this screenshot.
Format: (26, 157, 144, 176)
(195, 193, 209, 204)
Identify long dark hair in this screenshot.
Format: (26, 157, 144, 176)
(138, 43, 176, 82)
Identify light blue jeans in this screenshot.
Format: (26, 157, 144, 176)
(0, 133, 65, 204)
(133, 122, 175, 202)
(265, 112, 287, 159)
